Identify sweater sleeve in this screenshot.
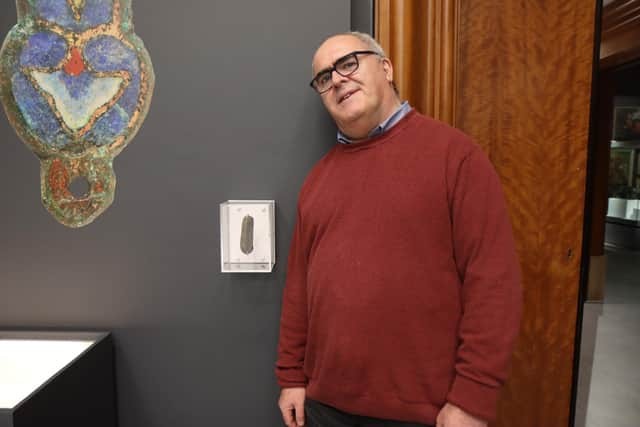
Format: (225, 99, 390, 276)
(445, 146, 522, 421)
(275, 204, 310, 388)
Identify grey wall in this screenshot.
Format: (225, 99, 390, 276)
(351, 0, 374, 35)
(0, 2, 356, 426)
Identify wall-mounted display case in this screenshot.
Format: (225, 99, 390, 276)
(220, 200, 276, 273)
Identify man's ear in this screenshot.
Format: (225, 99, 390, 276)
(381, 57, 394, 83)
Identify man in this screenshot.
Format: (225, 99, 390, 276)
(276, 32, 522, 427)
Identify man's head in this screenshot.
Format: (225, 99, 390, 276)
(311, 32, 400, 140)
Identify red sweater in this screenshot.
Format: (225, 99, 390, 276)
(276, 110, 521, 425)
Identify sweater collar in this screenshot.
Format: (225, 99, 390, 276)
(336, 109, 419, 152)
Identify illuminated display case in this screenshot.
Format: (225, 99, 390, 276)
(608, 140, 640, 218)
(220, 200, 276, 273)
(606, 131, 640, 249)
(0, 331, 116, 427)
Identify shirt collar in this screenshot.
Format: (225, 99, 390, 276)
(337, 101, 412, 145)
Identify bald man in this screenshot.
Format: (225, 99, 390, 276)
(276, 32, 522, 427)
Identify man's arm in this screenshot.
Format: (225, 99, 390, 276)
(444, 145, 523, 422)
(276, 205, 310, 387)
(276, 205, 312, 425)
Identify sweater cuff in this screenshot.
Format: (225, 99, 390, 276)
(446, 374, 500, 422)
(276, 367, 308, 389)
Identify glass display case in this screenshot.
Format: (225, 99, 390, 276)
(606, 139, 640, 250)
(220, 200, 276, 273)
(607, 140, 640, 221)
(0, 331, 116, 427)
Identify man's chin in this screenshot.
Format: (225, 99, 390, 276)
(332, 108, 365, 127)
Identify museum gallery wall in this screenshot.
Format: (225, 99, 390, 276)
(0, 1, 350, 426)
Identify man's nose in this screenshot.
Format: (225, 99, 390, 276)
(331, 69, 347, 87)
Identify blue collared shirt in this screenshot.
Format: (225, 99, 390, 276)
(337, 101, 412, 144)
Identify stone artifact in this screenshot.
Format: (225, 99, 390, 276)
(0, 0, 154, 227)
(240, 215, 255, 255)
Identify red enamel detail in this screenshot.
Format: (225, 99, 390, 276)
(48, 159, 69, 198)
(63, 47, 85, 76)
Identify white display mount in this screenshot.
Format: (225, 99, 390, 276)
(220, 200, 275, 273)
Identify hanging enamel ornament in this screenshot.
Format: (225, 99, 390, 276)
(0, 0, 154, 227)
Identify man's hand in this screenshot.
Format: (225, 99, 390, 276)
(278, 387, 306, 427)
(435, 403, 488, 427)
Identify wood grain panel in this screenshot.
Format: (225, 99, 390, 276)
(375, 0, 458, 125)
(601, 0, 640, 68)
(456, 1, 595, 426)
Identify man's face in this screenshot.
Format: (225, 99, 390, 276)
(312, 35, 394, 131)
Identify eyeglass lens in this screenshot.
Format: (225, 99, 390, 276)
(314, 53, 359, 92)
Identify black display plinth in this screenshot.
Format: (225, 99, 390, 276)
(0, 332, 116, 427)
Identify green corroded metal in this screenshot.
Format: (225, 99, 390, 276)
(0, 0, 154, 227)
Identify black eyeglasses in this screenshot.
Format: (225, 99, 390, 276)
(310, 50, 380, 94)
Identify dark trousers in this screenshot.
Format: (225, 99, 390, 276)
(304, 398, 433, 427)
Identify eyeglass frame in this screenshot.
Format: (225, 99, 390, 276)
(309, 50, 381, 94)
